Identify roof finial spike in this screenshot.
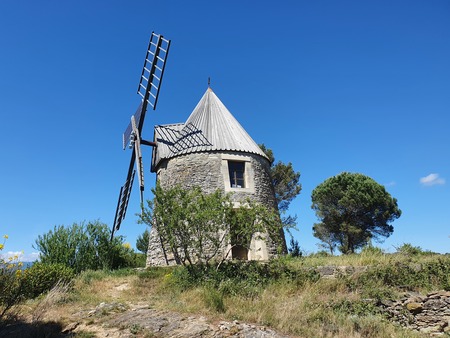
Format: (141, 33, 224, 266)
(208, 77, 211, 88)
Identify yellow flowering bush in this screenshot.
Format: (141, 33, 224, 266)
(0, 235, 25, 319)
(0, 235, 76, 320)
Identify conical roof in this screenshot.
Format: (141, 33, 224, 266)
(152, 87, 268, 170)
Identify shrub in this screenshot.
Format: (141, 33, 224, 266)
(169, 259, 320, 297)
(1, 250, 74, 321)
(125, 252, 147, 268)
(360, 245, 384, 256)
(310, 250, 331, 258)
(331, 298, 382, 317)
(202, 286, 225, 312)
(395, 243, 431, 256)
(140, 183, 283, 266)
(34, 220, 138, 273)
(0, 235, 25, 320)
(353, 256, 450, 293)
(395, 243, 421, 255)
(22, 262, 75, 298)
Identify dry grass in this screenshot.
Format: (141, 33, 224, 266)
(123, 275, 422, 338)
(292, 250, 446, 269)
(124, 255, 434, 338)
(9, 253, 442, 338)
(31, 281, 72, 323)
(141, 277, 423, 338)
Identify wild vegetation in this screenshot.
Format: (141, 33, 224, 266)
(0, 226, 145, 326)
(2, 238, 449, 337)
(0, 166, 441, 337)
(259, 143, 302, 229)
(34, 220, 145, 273)
(139, 183, 284, 266)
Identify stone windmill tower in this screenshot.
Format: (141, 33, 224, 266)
(146, 86, 285, 266)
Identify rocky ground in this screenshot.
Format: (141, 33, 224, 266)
(0, 280, 292, 338)
(67, 301, 291, 337)
(1, 302, 292, 337)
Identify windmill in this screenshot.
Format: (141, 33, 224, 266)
(111, 32, 171, 239)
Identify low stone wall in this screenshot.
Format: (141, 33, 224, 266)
(315, 266, 450, 336)
(316, 265, 368, 278)
(380, 291, 450, 335)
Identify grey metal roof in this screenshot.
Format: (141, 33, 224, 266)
(151, 87, 268, 170)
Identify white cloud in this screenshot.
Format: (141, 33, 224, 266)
(1, 251, 40, 262)
(384, 181, 396, 187)
(420, 173, 446, 186)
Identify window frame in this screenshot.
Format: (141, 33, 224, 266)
(221, 153, 255, 193)
(228, 161, 246, 188)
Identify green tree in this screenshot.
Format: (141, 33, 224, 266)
(259, 144, 301, 230)
(312, 223, 337, 255)
(311, 172, 401, 254)
(288, 237, 302, 257)
(259, 144, 301, 213)
(34, 220, 135, 273)
(139, 183, 282, 266)
(136, 228, 150, 254)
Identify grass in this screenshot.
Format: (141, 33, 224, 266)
(146, 252, 447, 337)
(6, 251, 449, 337)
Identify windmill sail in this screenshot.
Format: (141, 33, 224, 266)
(111, 32, 170, 239)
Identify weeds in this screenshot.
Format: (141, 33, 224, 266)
(3, 249, 444, 338)
(169, 259, 320, 296)
(31, 281, 72, 323)
(354, 256, 450, 292)
(202, 286, 225, 312)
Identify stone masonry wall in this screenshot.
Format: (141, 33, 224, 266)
(381, 291, 450, 335)
(146, 151, 284, 266)
(156, 152, 224, 193)
(313, 266, 450, 335)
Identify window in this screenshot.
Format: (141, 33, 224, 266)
(221, 155, 254, 193)
(228, 161, 245, 188)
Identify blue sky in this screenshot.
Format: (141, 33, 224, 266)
(1, 1, 449, 260)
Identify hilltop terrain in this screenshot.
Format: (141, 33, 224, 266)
(1, 251, 449, 337)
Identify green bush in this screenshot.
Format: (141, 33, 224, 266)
(169, 259, 320, 297)
(34, 220, 138, 273)
(0, 236, 26, 320)
(126, 252, 147, 268)
(309, 250, 331, 258)
(331, 298, 382, 317)
(202, 286, 225, 312)
(395, 243, 424, 256)
(360, 245, 384, 256)
(353, 257, 450, 293)
(22, 262, 74, 298)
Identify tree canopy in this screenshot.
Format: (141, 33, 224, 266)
(139, 183, 282, 266)
(259, 144, 301, 227)
(311, 172, 401, 254)
(136, 228, 149, 254)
